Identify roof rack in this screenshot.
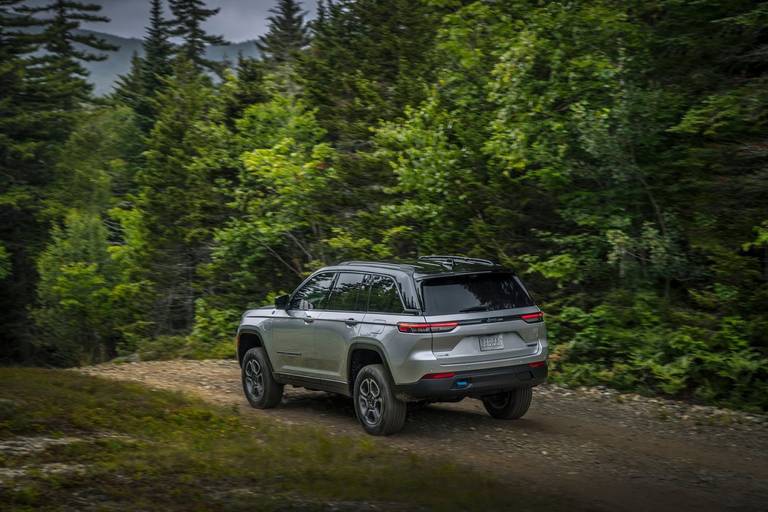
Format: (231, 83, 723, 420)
(418, 255, 496, 266)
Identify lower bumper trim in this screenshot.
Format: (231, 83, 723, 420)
(394, 362, 547, 401)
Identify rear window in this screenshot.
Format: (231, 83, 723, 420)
(421, 273, 534, 315)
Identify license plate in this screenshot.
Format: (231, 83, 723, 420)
(479, 333, 504, 351)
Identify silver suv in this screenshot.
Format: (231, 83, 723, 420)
(236, 256, 547, 435)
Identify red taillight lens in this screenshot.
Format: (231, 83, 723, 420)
(422, 372, 456, 380)
(528, 361, 546, 368)
(521, 312, 544, 323)
(397, 322, 431, 334)
(428, 321, 459, 333)
(397, 321, 458, 334)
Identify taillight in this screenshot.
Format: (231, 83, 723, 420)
(521, 312, 544, 323)
(397, 321, 458, 334)
(421, 372, 456, 380)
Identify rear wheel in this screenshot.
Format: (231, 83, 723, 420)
(353, 364, 407, 436)
(242, 347, 283, 409)
(482, 387, 532, 419)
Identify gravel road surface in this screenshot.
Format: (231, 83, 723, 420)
(78, 360, 768, 512)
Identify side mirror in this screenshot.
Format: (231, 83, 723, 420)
(274, 294, 290, 310)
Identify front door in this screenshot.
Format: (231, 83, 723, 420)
(271, 272, 335, 376)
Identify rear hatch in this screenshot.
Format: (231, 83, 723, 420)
(419, 272, 544, 365)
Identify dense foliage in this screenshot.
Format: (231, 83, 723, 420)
(0, 0, 766, 410)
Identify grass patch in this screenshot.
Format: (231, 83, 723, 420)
(0, 368, 558, 511)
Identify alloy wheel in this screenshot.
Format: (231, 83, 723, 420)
(358, 377, 384, 426)
(244, 358, 264, 400)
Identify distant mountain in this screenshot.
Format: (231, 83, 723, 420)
(77, 29, 261, 96)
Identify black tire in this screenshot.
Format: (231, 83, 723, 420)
(353, 364, 407, 436)
(482, 387, 533, 419)
(241, 347, 283, 409)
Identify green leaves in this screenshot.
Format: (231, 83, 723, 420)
(548, 294, 768, 409)
(3, 0, 766, 411)
(0, 243, 10, 280)
(33, 211, 117, 366)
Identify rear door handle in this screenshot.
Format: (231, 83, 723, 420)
(345, 318, 358, 327)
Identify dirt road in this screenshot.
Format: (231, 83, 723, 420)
(79, 360, 768, 512)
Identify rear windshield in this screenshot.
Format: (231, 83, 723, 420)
(421, 273, 534, 315)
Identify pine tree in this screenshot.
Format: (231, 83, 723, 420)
(220, 54, 268, 122)
(256, 0, 310, 65)
(0, 0, 44, 137)
(312, 0, 327, 33)
(0, 0, 39, 136)
(114, 0, 174, 130)
(0, 0, 46, 362)
(168, 0, 227, 72)
(300, 0, 445, 142)
(142, 0, 174, 85)
(113, 52, 144, 111)
(0, 0, 39, 57)
(131, 58, 220, 333)
(19, 0, 116, 110)
(295, 0, 448, 262)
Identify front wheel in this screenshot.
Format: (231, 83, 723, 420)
(241, 347, 283, 409)
(482, 387, 533, 419)
(353, 364, 407, 436)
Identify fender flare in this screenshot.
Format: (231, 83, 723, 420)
(346, 341, 394, 390)
(237, 327, 274, 372)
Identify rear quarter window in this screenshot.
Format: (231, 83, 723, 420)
(421, 273, 534, 315)
(367, 275, 404, 313)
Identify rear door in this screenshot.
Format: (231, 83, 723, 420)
(271, 272, 335, 375)
(420, 272, 544, 365)
(308, 272, 369, 380)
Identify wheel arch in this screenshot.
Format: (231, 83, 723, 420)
(237, 328, 265, 367)
(347, 341, 393, 395)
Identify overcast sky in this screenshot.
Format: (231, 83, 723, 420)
(33, 0, 318, 42)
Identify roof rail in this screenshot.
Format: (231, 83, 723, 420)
(418, 255, 496, 266)
(338, 260, 408, 270)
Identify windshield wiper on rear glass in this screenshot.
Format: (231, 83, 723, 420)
(459, 305, 490, 313)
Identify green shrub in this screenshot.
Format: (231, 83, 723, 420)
(133, 335, 234, 361)
(547, 292, 768, 412)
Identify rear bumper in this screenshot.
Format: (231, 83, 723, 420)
(394, 363, 547, 401)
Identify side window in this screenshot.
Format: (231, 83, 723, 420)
(367, 275, 404, 313)
(289, 272, 335, 310)
(327, 272, 367, 312)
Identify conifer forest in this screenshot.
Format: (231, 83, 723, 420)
(1, 0, 767, 411)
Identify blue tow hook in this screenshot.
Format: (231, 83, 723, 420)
(454, 379, 469, 389)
